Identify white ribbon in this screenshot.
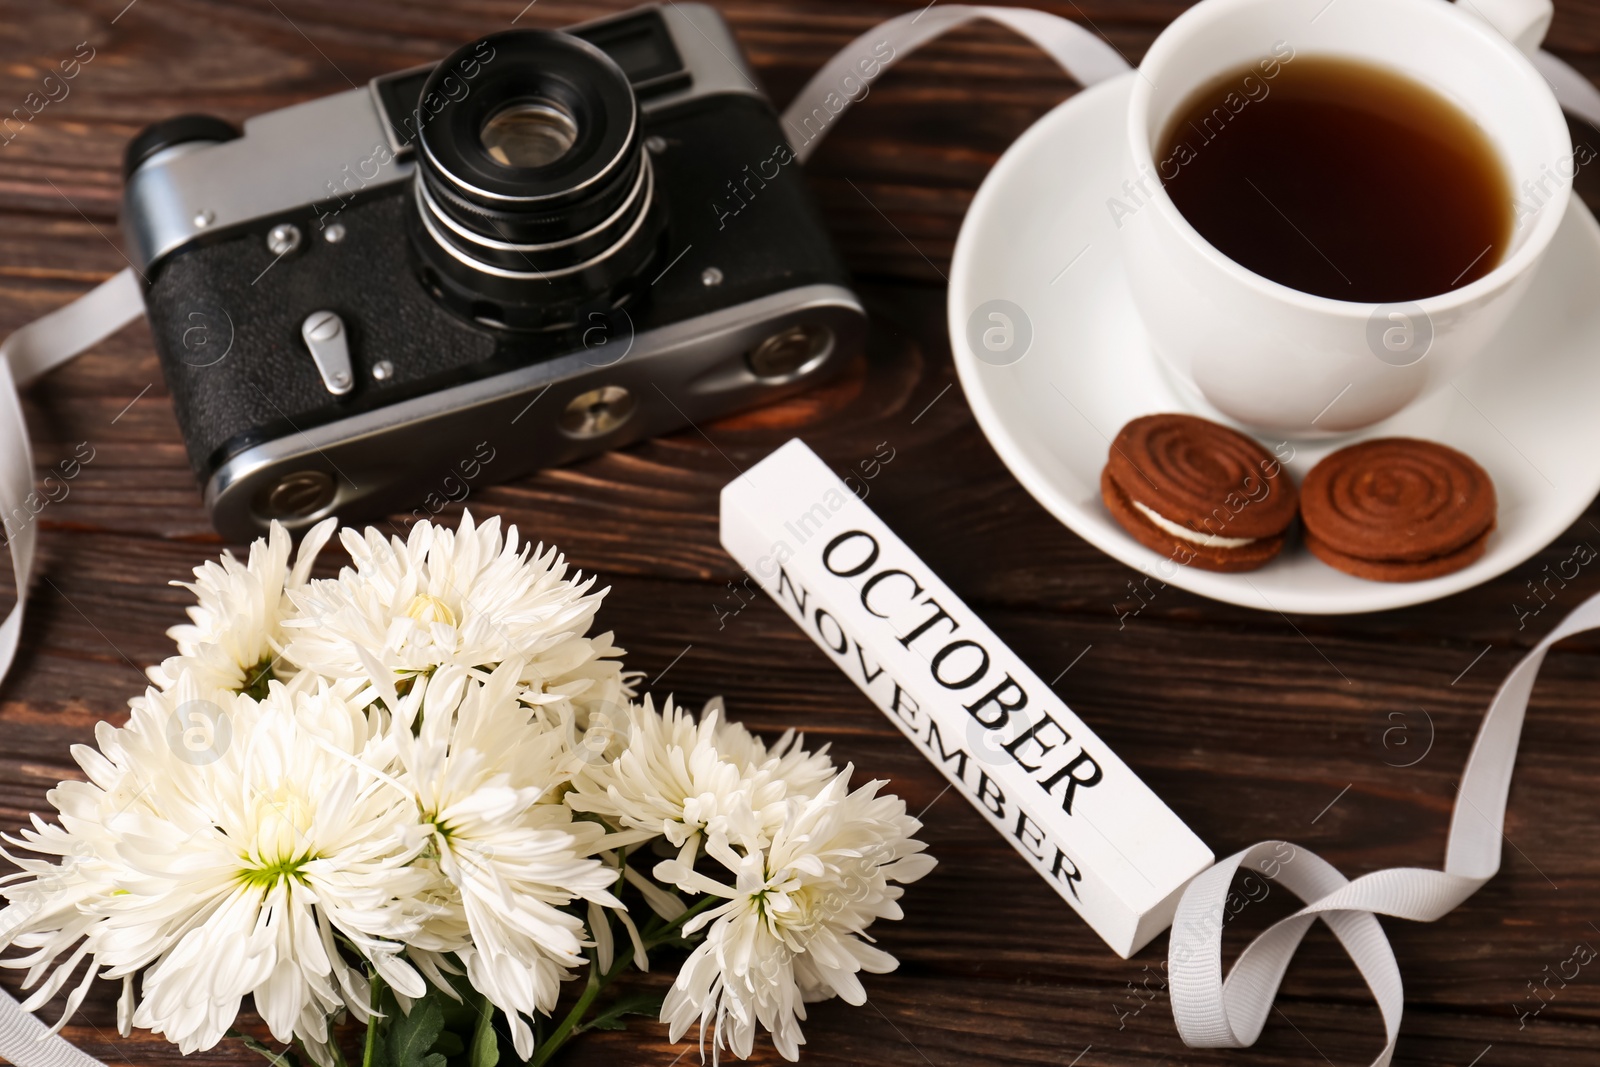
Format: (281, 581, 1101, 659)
(781, 4, 1128, 163)
(783, 1, 1600, 163)
(1169, 592, 1600, 1066)
(3, 4, 1600, 1064)
(0, 267, 142, 681)
(0, 267, 141, 1067)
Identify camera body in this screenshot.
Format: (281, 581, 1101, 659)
(123, 3, 864, 540)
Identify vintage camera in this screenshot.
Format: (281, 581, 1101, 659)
(122, 3, 865, 540)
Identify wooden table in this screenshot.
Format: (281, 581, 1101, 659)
(4, 1, 1600, 1064)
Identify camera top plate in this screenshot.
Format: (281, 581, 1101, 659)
(121, 3, 765, 275)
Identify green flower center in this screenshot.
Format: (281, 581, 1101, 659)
(239, 784, 318, 886)
(238, 854, 313, 889)
(239, 657, 275, 700)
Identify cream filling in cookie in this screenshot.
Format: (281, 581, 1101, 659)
(1132, 501, 1258, 549)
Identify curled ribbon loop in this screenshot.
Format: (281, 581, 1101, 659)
(1169, 591, 1600, 1066)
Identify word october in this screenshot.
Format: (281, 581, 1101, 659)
(807, 528, 1107, 821)
(721, 439, 1213, 957)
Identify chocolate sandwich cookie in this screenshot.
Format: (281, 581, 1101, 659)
(1101, 414, 1298, 572)
(1300, 437, 1496, 582)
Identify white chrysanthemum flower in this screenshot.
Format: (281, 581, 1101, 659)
(282, 512, 629, 718)
(3, 512, 936, 1067)
(565, 696, 836, 860)
(654, 767, 935, 1063)
(0, 812, 115, 1034)
(0, 670, 431, 1063)
(702, 697, 836, 802)
(386, 661, 625, 1061)
(149, 518, 337, 696)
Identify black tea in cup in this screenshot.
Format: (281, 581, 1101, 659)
(1157, 55, 1514, 302)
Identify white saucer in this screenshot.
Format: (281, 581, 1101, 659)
(949, 72, 1600, 615)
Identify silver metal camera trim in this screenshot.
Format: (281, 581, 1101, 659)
(415, 159, 657, 280)
(416, 150, 651, 254)
(203, 283, 867, 541)
(122, 3, 763, 272)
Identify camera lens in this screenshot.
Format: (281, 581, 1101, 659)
(480, 100, 579, 167)
(410, 29, 665, 330)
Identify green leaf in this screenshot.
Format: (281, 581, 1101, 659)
(386, 996, 447, 1067)
(579, 993, 664, 1034)
(435, 974, 480, 1034)
(469, 992, 500, 1067)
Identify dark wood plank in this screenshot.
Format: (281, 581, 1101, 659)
(3, 2, 1600, 1066)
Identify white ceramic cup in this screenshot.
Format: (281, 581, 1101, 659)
(1120, 0, 1571, 436)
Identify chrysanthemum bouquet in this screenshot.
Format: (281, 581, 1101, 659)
(0, 514, 933, 1066)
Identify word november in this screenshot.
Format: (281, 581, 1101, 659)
(721, 439, 1213, 957)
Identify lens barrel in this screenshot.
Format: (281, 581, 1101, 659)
(409, 29, 664, 329)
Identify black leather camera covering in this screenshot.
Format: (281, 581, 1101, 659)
(143, 94, 851, 481)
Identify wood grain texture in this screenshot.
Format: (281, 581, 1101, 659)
(2, 1, 1600, 1064)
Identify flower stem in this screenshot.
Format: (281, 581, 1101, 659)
(229, 1029, 297, 1067)
(362, 971, 387, 1067)
(527, 960, 604, 1067)
(527, 895, 720, 1067)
